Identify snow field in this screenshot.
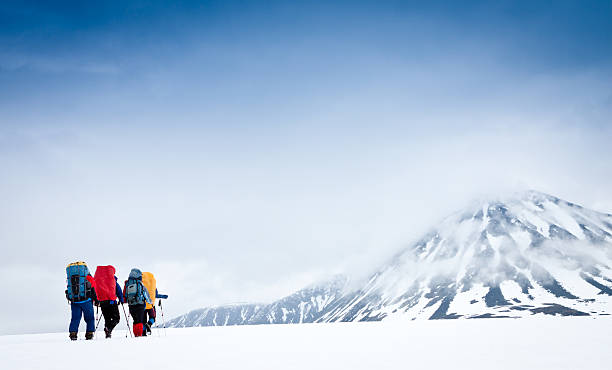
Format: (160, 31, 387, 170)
(1, 317, 610, 370)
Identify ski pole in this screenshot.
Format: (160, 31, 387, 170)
(95, 311, 103, 332)
(94, 304, 100, 339)
(155, 305, 160, 337)
(121, 303, 133, 338)
(159, 299, 167, 337)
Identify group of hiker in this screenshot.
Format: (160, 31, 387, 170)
(65, 261, 168, 341)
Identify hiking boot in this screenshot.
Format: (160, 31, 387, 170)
(69, 332, 78, 341)
(85, 331, 94, 340)
(104, 327, 111, 338)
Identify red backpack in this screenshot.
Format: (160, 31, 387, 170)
(94, 265, 117, 301)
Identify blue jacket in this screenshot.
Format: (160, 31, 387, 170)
(114, 277, 124, 304)
(155, 289, 168, 299)
(143, 285, 153, 304)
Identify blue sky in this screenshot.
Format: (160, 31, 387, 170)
(0, 1, 611, 333)
(2, 1, 611, 127)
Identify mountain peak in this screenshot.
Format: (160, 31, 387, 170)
(168, 192, 612, 327)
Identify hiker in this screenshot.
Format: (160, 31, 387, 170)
(93, 265, 124, 338)
(140, 272, 169, 336)
(65, 262, 98, 341)
(141, 272, 157, 336)
(124, 268, 152, 337)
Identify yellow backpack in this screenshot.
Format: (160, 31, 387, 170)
(142, 272, 157, 309)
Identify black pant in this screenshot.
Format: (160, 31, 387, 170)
(145, 307, 156, 325)
(129, 304, 146, 324)
(100, 301, 121, 332)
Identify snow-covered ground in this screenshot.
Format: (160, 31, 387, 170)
(2, 317, 610, 369)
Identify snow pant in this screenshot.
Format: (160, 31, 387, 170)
(69, 300, 95, 333)
(143, 307, 156, 335)
(100, 301, 121, 333)
(129, 304, 146, 337)
(145, 307, 156, 325)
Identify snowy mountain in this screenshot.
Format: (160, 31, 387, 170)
(168, 191, 612, 327)
(165, 304, 263, 327)
(166, 276, 348, 327)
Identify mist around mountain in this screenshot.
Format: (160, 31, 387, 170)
(167, 191, 612, 327)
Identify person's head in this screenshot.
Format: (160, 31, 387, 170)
(129, 268, 142, 280)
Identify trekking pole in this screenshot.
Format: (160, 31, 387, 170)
(121, 303, 133, 338)
(159, 299, 167, 337)
(95, 304, 100, 339)
(95, 311, 103, 332)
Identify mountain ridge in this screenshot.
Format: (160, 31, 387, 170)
(167, 190, 612, 327)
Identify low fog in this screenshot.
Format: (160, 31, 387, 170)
(1, 122, 611, 334)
